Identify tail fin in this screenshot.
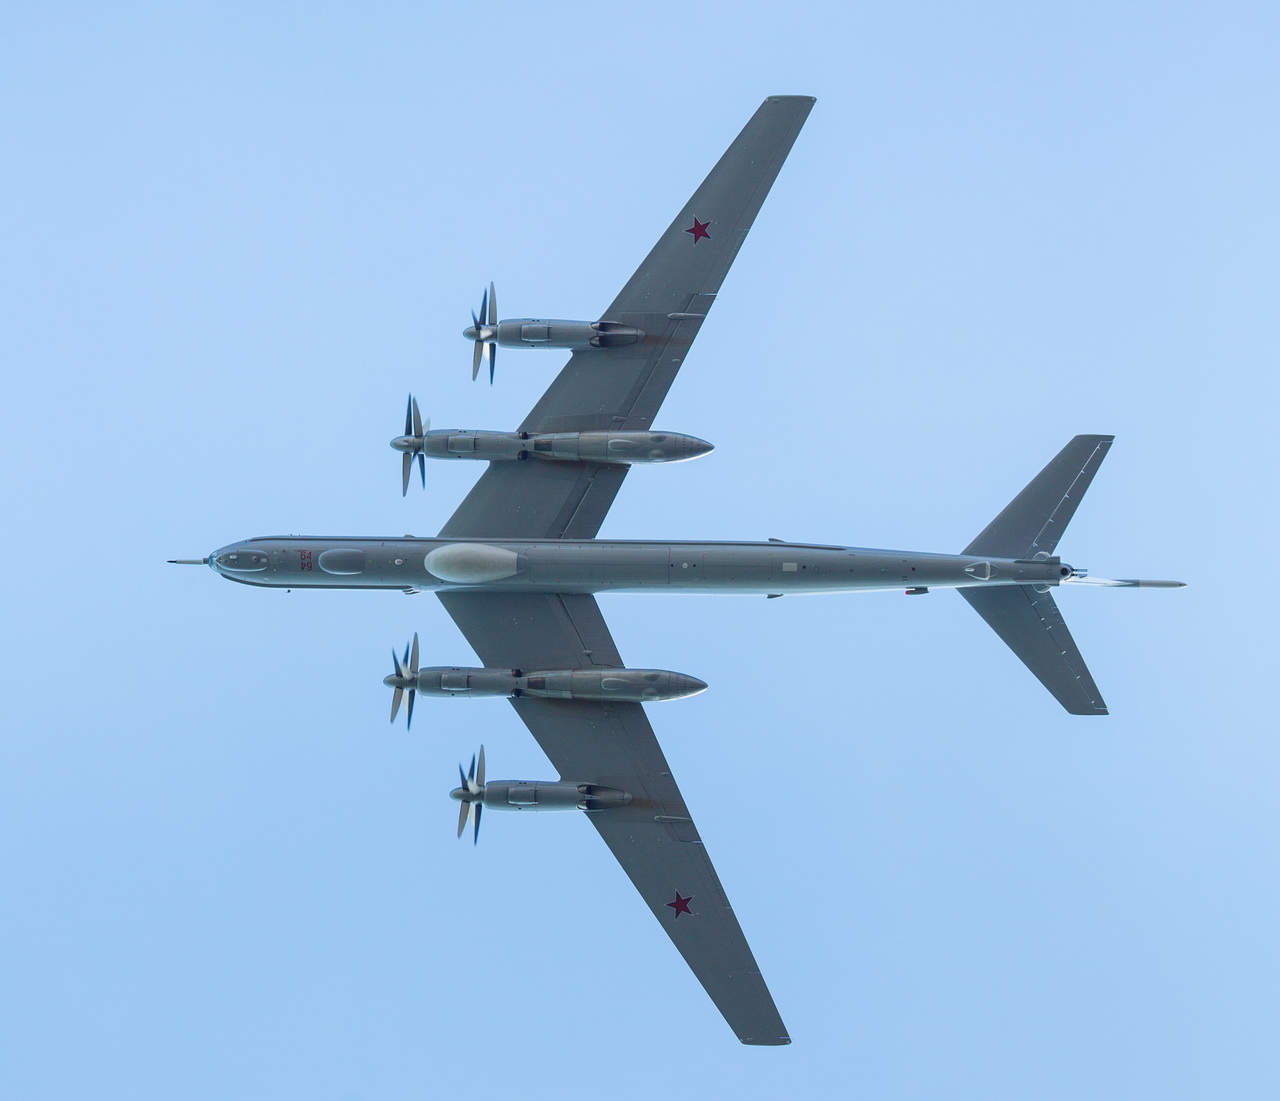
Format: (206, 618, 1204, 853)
(960, 435, 1114, 715)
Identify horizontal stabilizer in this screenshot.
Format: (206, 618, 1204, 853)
(959, 586, 1107, 715)
(964, 435, 1113, 559)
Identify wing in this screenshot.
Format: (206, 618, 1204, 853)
(437, 590, 790, 1045)
(438, 95, 815, 541)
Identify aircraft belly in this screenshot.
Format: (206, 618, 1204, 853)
(528, 544, 670, 590)
(518, 543, 864, 593)
(215, 538, 1059, 596)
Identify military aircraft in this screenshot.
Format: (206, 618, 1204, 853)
(173, 95, 1183, 1045)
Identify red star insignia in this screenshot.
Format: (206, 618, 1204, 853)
(685, 218, 712, 244)
(666, 891, 695, 918)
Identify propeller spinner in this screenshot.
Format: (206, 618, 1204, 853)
(390, 395, 428, 495)
(451, 745, 486, 843)
(463, 282, 498, 383)
(384, 632, 420, 728)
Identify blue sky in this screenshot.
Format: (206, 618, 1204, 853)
(3, 3, 1277, 1098)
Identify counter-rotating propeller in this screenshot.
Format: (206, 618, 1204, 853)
(464, 282, 498, 384)
(384, 632, 420, 728)
(453, 746, 486, 843)
(390, 395, 429, 496)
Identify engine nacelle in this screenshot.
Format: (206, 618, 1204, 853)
(420, 429, 713, 464)
(479, 780, 633, 812)
(490, 318, 643, 349)
(415, 666, 707, 702)
(526, 431, 713, 464)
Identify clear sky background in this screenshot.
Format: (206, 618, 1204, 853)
(3, 3, 1277, 1098)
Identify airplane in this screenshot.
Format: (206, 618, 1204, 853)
(171, 95, 1183, 1045)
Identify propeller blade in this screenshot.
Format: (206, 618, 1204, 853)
(405, 689, 415, 730)
(476, 744, 485, 789)
(469, 285, 499, 382)
(473, 802, 482, 844)
(457, 799, 470, 839)
(410, 632, 419, 675)
(396, 395, 427, 494)
(390, 686, 403, 723)
(458, 761, 469, 789)
(466, 753, 477, 790)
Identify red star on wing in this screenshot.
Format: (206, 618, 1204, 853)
(666, 891, 695, 918)
(685, 218, 712, 244)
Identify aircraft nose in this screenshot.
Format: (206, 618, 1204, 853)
(213, 548, 269, 572)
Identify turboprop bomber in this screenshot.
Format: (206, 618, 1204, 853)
(175, 96, 1183, 1045)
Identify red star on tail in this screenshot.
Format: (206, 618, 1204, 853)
(666, 891, 695, 918)
(685, 218, 712, 243)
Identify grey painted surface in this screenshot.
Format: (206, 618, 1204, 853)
(211, 535, 1075, 595)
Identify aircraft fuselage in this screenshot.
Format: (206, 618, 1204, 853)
(206, 537, 1075, 595)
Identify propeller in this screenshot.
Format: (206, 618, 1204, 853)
(454, 745, 486, 843)
(383, 632, 420, 728)
(390, 395, 429, 496)
(464, 282, 498, 384)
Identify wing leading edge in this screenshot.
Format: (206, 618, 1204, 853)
(439, 95, 815, 542)
(433, 98, 812, 1041)
(437, 591, 789, 1045)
